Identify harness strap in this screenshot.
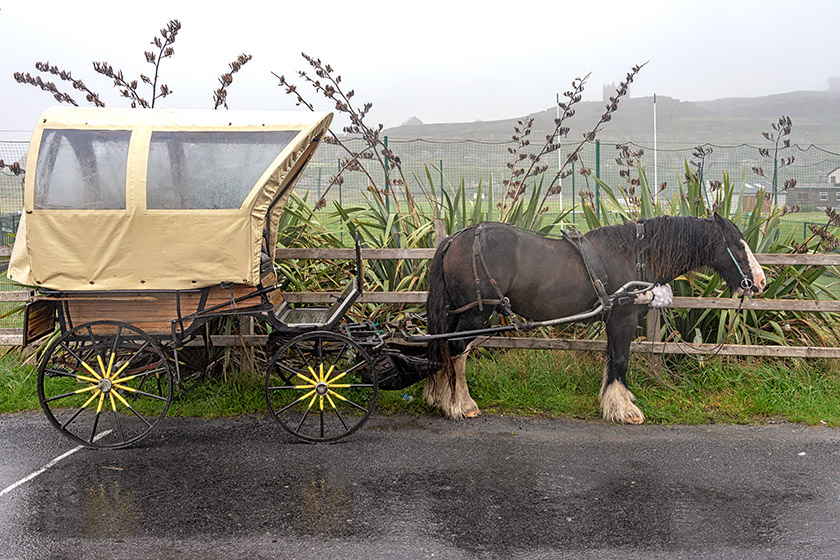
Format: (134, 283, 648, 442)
(563, 228, 612, 311)
(635, 222, 646, 281)
(449, 298, 506, 315)
(448, 225, 520, 324)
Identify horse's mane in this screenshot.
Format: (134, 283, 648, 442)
(589, 216, 717, 282)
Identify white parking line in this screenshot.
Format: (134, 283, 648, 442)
(0, 430, 113, 498)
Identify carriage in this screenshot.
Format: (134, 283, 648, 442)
(10, 106, 428, 447)
(13, 107, 762, 446)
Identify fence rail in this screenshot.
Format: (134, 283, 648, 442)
(2, 247, 839, 359)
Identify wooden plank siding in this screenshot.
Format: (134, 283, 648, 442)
(55, 284, 260, 335)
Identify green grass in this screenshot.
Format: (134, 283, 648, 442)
(3, 348, 839, 426)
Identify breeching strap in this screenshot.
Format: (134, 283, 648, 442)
(448, 225, 517, 319)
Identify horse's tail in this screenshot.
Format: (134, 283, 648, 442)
(426, 238, 456, 386)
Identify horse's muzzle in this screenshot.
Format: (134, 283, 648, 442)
(737, 273, 766, 296)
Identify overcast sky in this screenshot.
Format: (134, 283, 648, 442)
(1, 0, 838, 141)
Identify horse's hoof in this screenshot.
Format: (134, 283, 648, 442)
(465, 408, 482, 418)
(623, 416, 644, 425)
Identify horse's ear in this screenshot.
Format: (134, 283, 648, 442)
(712, 212, 725, 225)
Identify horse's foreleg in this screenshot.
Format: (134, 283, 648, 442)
(600, 312, 645, 425)
(600, 362, 644, 424)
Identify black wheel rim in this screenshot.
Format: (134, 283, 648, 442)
(265, 331, 377, 443)
(37, 321, 172, 449)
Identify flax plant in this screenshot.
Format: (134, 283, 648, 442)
(14, 19, 252, 110)
(579, 130, 839, 349)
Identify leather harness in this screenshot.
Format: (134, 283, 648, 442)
(447, 222, 648, 319)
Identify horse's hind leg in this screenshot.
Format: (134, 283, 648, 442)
(599, 311, 645, 424)
(453, 347, 480, 418)
(423, 342, 480, 419)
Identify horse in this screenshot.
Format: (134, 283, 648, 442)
(423, 214, 766, 424)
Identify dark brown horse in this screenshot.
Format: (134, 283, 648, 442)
(424, 214, 766, 424)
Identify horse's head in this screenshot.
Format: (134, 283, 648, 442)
(712, 213, 766, 296)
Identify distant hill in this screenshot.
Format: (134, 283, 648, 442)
(384, 91, 840, 147)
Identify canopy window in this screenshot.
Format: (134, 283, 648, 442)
(34, 129, 131, 210)
(146, 130, 298, 210)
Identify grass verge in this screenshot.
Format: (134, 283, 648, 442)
(2, 348, 838, 426)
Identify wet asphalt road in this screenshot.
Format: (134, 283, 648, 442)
(1, 410, 839, 560)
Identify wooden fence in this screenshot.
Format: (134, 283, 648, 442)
(2, 245, 840, 359)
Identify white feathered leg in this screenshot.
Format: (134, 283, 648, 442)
(423, 348, 480, 419)
(599, 364, 645, 424)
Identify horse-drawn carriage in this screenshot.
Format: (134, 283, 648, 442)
(11, 107, 767, 448)
(10, 107, 422, 447)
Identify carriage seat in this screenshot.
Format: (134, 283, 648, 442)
(273, 278, 360, 329)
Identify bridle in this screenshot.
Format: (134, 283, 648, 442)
(723, 236, 755, 294)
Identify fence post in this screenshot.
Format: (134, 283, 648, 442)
(238, 316, 255, 368)
(595, 139, 601, 220)
(434, 218, 446, 248)
(571, 162, 576, 224)
(440, 159, 444, 212)
(384, 136, 390, 214)
(646, 309, 662, 375)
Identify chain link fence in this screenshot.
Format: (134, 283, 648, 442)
(0, 141, 27, 245)
(2, 137, 839, 239)
(297, 138, 840, 214)
(292, 138, 840, 245)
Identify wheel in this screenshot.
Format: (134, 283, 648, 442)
(265, 330, 377, 442)
(170, 344, 222, 397)
(37, 321, 172, 449)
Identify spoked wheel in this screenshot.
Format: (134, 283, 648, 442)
(265, 331, 377, 443)
(37, 321, 172, 449)
(170, 344, 222, 397)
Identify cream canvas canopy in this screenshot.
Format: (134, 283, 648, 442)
(9, 107, 333, 291)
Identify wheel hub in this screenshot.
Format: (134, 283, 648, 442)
(97, 378, 113, 393)
(315, 382, 329, 396)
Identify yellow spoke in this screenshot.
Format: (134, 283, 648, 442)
(318, 364, 325, 383)
(80, 360, 102, 380)
(111, 389, 133, 409)
(81, 391, 100, 409)
(96, 392, 106, 414)
(109, 392, 117, 412)
(73, 385, 99, 396)
(307, 393, 318, 410)
(325, 393, 338, 411)
(329, 391, 350, 403)
(73, 374, 101, 384)
(295, 372, 318, 386)
(97, 355, 108, 378)
(111, 359, 133, 379)
(111, 371, 149, 385)
(323, 364, 336, 382)
(319, 395, 324, 411)
(106, 352, 116, 378)
(328, 371, 348, 385)
(112, 383, 137, 393)
(293, 389, 316, 403)
(328, 383, 352, 389)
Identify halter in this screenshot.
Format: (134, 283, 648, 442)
(724, 240, 754, 293)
